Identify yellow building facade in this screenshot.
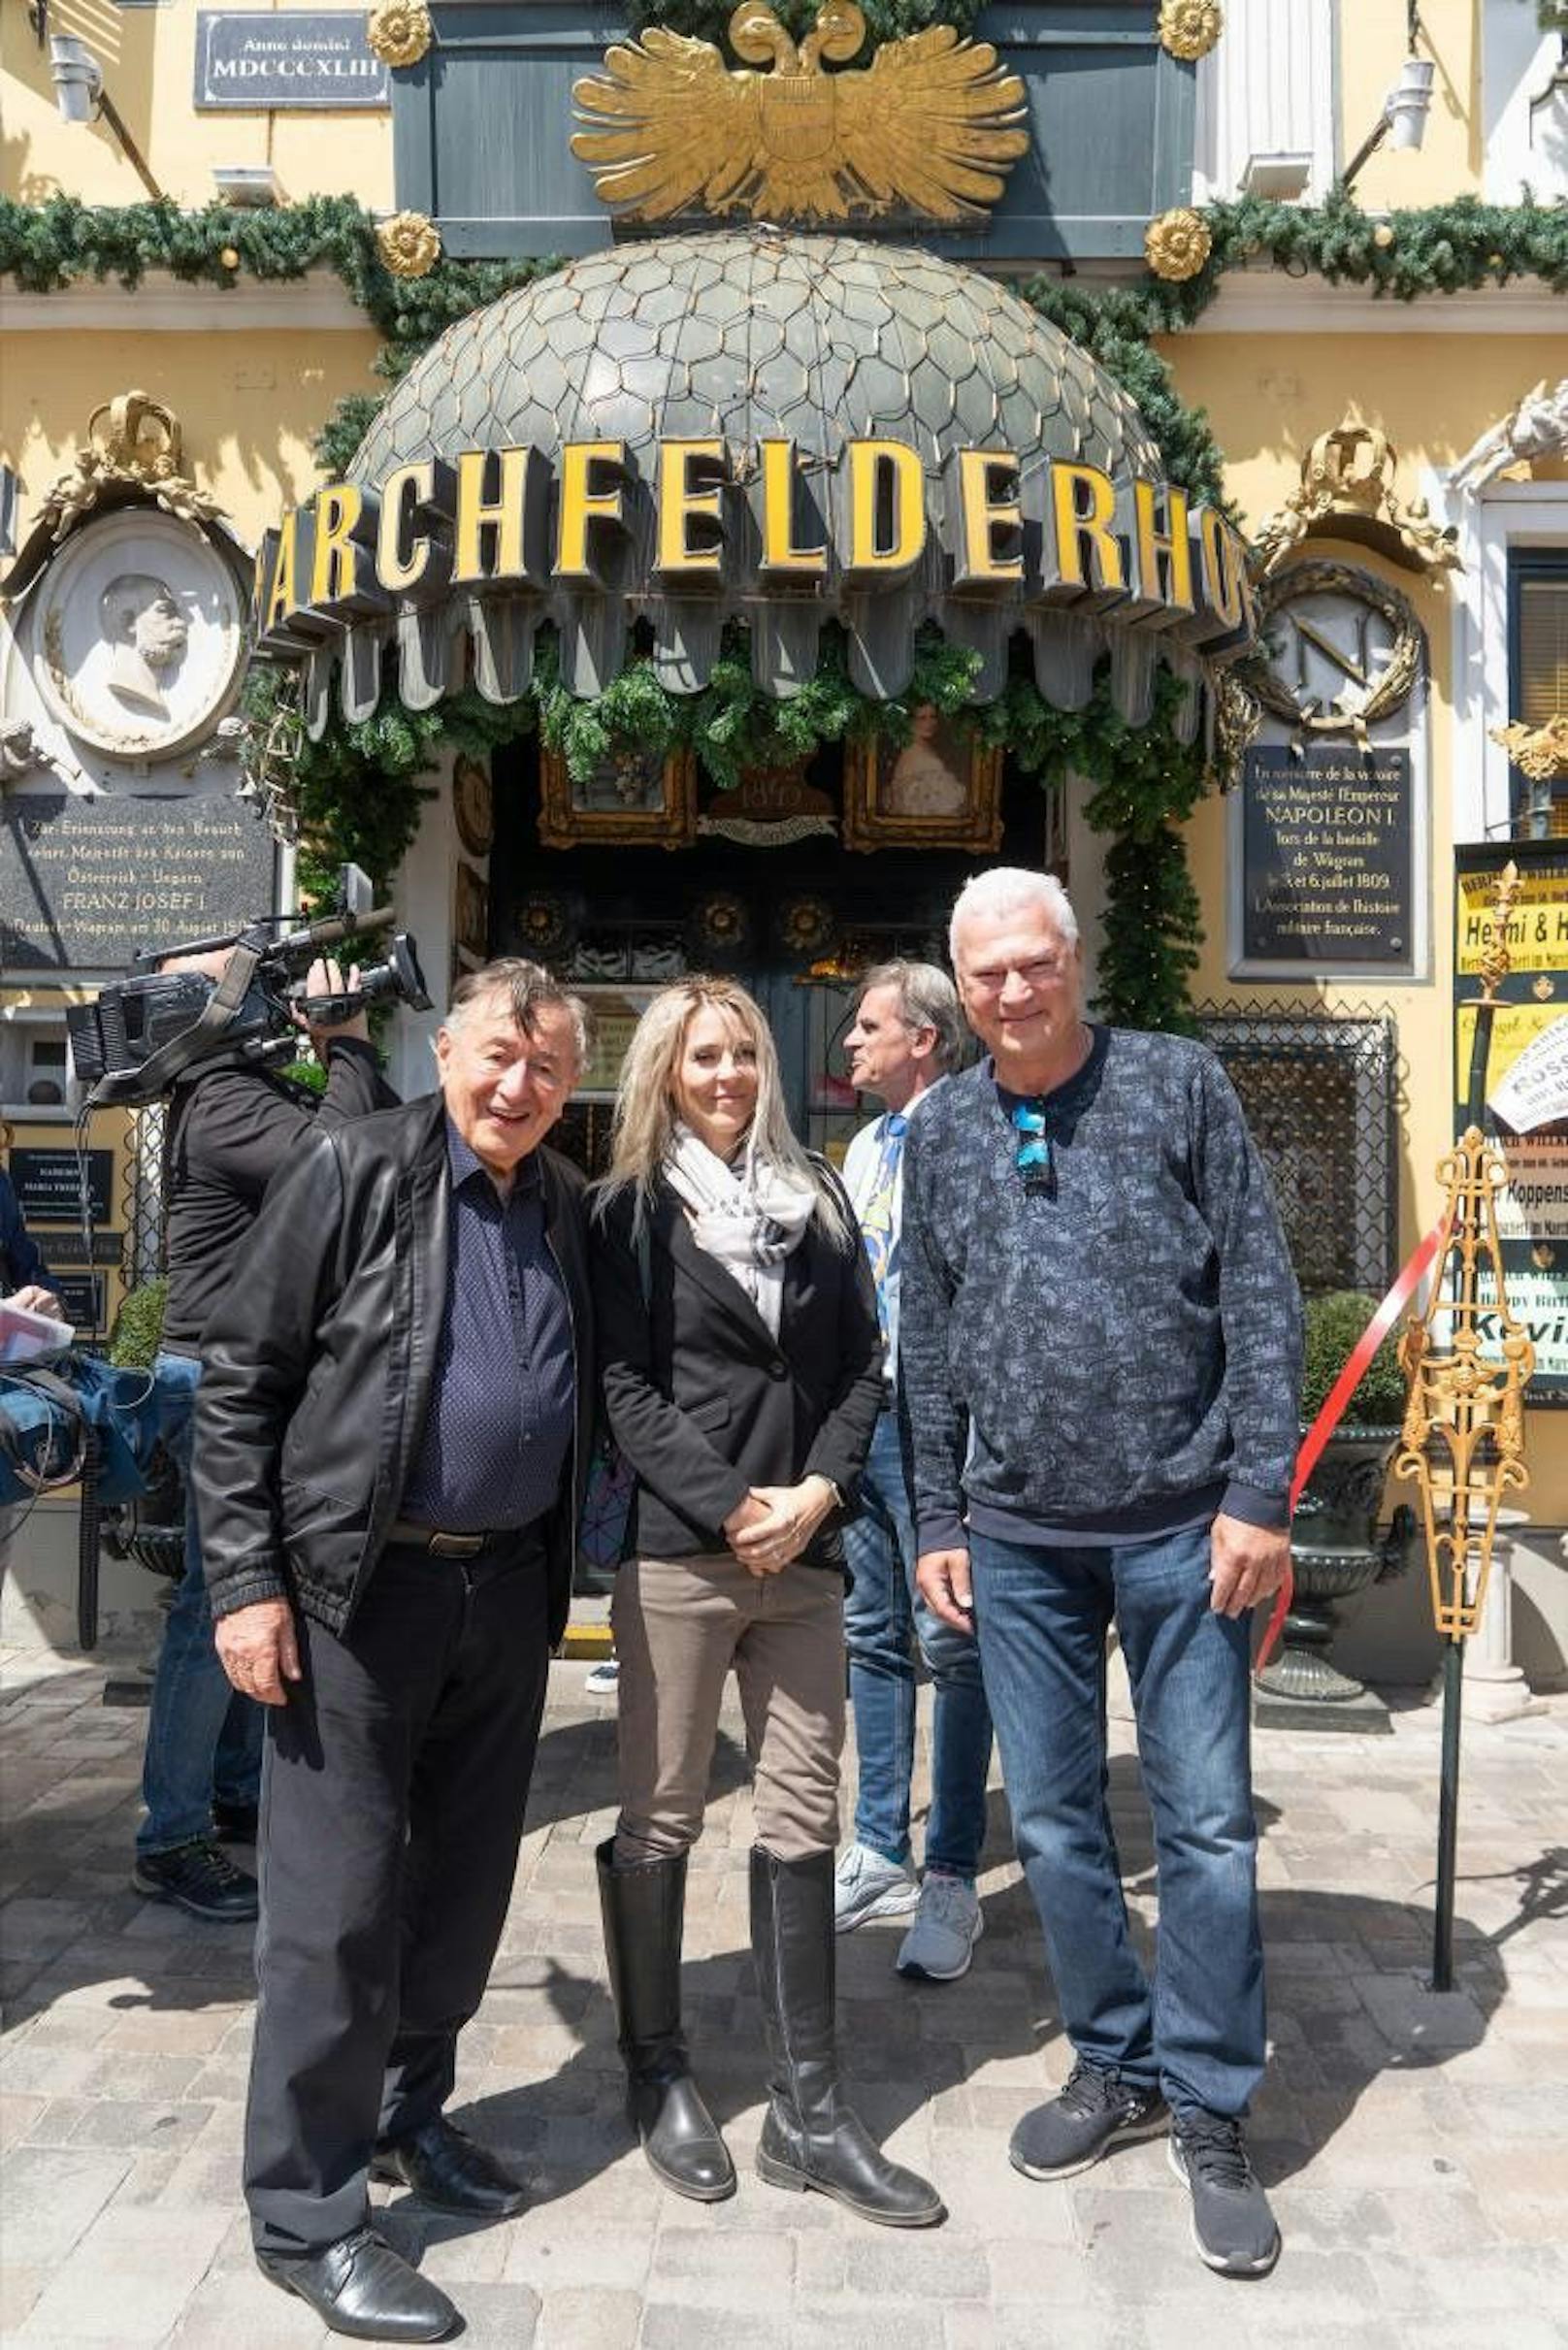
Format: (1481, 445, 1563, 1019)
(3, 0, 1566, 1677)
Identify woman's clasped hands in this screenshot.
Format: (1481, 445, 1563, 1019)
(723, 1476, 838, 1577)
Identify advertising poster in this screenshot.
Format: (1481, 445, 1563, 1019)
(1454, 843, 1568, 1402)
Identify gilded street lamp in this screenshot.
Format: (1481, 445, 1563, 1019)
(1395, 860, 1535, 1993)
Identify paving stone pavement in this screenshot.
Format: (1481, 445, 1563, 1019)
(2, 1645, 1566, 2349)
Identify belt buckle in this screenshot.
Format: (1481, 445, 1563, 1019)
(430, 1530, 485, 1558)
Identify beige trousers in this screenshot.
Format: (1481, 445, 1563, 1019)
(611, 1551, 845, 1865)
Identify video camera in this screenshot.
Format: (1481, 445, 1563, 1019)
(65, 864, 432, 1107)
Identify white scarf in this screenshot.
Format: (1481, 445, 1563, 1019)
(664, 1124, 817, 1336)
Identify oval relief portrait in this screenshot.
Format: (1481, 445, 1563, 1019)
(28, 507, 247, 764)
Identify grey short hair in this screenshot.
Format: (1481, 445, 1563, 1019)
(444, 958, 591, 1069)
(855, 960, 967, 1076)
(949, 868, 1080, 965)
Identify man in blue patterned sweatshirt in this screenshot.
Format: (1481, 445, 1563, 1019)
(901, 867, 1301, 2279)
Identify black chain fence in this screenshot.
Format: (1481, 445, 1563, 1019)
(123, 1100, 169, 1292)
(1196, 1000, 1402, 1298)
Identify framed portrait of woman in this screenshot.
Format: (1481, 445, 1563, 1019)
(843, 706, 1004, 852)
(539, 743, 697, 850)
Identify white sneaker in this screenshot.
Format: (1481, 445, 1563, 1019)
(896, 1873, 983, 1980)
(833, 1842, 920, 1931)
(583, 1659, 620, 1697)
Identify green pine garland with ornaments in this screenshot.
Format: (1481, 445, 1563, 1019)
(4, 157, 1563, 1024)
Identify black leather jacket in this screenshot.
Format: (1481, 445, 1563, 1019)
(193, 1091, 594, 1648)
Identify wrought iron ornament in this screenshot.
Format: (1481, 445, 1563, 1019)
(572, 2, 1029, 224)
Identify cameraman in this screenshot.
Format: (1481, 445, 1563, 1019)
(132, 953, 396, 1921)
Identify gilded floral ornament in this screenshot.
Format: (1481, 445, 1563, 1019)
(376, 211, 441, 277)
(1490, 717, 1568, 784)
(366, 2, 432, 69)
(1143, 207, 1212, 280)
(1157, 1, 1223, 61)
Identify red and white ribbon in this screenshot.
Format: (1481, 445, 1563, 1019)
(1255, 1218, 1448, 1678)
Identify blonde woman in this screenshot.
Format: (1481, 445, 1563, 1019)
(591, 978, 944, 2229)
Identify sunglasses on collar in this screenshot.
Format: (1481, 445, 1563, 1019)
(1009, 1099, 1058, 1200)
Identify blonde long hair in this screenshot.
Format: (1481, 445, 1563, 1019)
(598, 977, 850, 1239)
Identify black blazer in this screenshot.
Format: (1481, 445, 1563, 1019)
(195, 1091, 594, 1648)
(591, 1175, 883, 1569)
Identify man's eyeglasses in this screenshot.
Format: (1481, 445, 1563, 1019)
(1010, 1099, 1057, 1199)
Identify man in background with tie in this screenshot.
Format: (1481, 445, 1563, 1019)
(833, 963, 993, 1981)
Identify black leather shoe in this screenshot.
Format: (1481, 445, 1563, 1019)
(372, 2117, 527, 2217)
(257, 2226, 458, 2342)
(131, 1839, 258, 1923)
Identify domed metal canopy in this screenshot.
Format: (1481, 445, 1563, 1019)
(281, 230, 1246, 734)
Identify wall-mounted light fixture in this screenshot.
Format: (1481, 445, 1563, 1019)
(212, 163, 282, 208)
(49, 34, 167, 200)
(1338, 53, 1436, 191)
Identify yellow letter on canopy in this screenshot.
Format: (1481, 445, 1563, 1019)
(954, 449, 1024, 590)
(656, 440, 727, 576)
(844, 440, 927, 583)
(453, 448, 535, 586)
(556, 441, 628, 583)
(759, 439, 828, 577)
(1044, 462, 1127, 605)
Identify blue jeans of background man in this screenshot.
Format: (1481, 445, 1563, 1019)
(843, 1408, 992, 1880)
(969, 1520, 1263, 2117)
(136, 1352, 262, 1857)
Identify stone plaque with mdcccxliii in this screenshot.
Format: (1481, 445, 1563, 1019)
(0, 793, 278, 973)
(1241, 745, 1414, 970)
(194, 12, 388, 109)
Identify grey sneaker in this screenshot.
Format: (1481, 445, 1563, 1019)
(583, 1659, 620, 1697)
(1009, 2060, 1167, 2180)
(896, 1873, 983, 1981)
(833, 1842, 919, 1931)
(1169, 2110, 1280, 2276)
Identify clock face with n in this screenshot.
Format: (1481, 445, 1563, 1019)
(1254, 560, 1422, 735)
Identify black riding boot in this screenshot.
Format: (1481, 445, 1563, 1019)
(596, 1839, 735, 2202)
(749, 1845, 946, 2228)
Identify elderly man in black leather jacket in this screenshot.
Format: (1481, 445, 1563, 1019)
(195, 958, 594, 2346)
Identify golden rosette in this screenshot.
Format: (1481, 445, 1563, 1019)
(1143, 207, 1212, 280)
(367, 2, 432, 69)
(1158, 1, 1223, 61)
(376, 211, 442, 278)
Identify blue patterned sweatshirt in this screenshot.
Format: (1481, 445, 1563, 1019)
(898, 1027, 1303, 1553)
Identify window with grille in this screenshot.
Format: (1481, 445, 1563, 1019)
(1508, 548, 1568, 837)
(1197, 1004, 1400, 1297)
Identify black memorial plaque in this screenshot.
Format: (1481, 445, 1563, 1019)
(51, 1271, 106, 1333)
(195, 12, 388, 109)
(1, 794, 277, 973)
(1241, 745, 1414, 968)
(9, 1149, 114, 1226)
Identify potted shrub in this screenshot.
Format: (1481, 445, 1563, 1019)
(1256, 1289, 1412, 1713)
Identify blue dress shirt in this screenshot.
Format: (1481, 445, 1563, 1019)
(401, 1124, 575, 1533)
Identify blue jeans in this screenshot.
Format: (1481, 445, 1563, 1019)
(970, 1522, 1263, 2118)
(136, 1352, 263, 1857)
(843, 1409, 992, 1881)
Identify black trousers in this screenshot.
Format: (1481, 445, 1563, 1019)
(244, 1535, 550, 2256)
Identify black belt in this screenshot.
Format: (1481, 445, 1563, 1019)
(387, 1518, 500, 1557)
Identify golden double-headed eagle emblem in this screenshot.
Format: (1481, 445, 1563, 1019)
(572, 1, 1029, 225)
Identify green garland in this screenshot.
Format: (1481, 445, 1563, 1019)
(10, 180, 1565, 1028)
